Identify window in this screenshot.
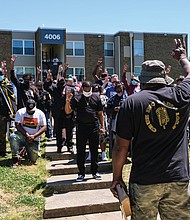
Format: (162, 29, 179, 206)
(134, 40, 144, 56)
(66, 41, 84, 56)
(134, 66, 142, 76)
(24, 40, 35, 55)
(12, 40, 35, 55)
(66, 42, 73, 56)
(75, 68, 84, 81)
(75, 42, 84, 56)
(67, 67, 85, 82)
(106, 68, 114, 76)
(14, 66, 35, 79)
(104, 42, 114, 57)
(13, 40, 23, 55)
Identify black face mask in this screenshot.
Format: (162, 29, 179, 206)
(101, 74, 107, 79)
(25, 81, 30, 86)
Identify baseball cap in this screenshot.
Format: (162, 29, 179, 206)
(26, 99, 36, 112)
(111, 74, 118, 78)
(67, 75, 73, 80)
(82, 81, 92, 88)
(139, 60, 166, 85)
(132, 76, 140, 83)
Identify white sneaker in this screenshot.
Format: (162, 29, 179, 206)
(76, 175, 85, 182)
(102, 151, 108, 161)
(93, 173, 102, 180)
(86, 151, 91, 161)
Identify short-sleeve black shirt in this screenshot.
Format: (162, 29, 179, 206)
(71, 94, 103, 125)
(116, 78, 190, 184)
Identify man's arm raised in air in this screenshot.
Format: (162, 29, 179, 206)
(172, 39, 190, 78)
(92, 58, 103, 82)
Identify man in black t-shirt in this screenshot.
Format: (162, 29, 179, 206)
(110, 39, 190, 219)
(65, 81, 105, 182)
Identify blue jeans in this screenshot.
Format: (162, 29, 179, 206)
(10, 131, 39, 163)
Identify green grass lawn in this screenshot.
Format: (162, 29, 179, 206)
(0, 138, 50, 220)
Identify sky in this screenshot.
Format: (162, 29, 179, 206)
(1, 0, 190, 51)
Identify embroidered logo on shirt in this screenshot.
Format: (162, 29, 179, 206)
(145, 101, 179, 132)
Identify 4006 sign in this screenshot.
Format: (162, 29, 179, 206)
(41, 29, 65, 44)
(44, 34, 61, 40)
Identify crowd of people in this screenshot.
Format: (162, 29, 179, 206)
(0, 55, 141, 171)
(0, 39, 190, 220)
(0, 38, 189, 218)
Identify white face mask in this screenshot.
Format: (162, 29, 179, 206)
(0, 75, 4, 82)
(83, 88, 92, 97)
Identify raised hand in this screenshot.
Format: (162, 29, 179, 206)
(64, 63, 69, 71)
(97, 58, 103, 66)
(58, 64, 63, 73)
(11, 55, 17, 63)
(37, 66, 41, 74)
(123, 63, 128, 73)
(172, 39, 186, 61)
(165, 65, 171, 76)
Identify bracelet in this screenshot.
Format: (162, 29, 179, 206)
(66, 99, 71, 102)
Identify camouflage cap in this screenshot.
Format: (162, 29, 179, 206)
(139, 60, 166, 85)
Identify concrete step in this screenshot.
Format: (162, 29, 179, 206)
(43, 211, 125, 220)
(46, 144, 103, 161)
(46, 148, 75, 161)
(46, 159, 112, 175)
(43, 188, 120, 219)
(47, 173, 112, 193)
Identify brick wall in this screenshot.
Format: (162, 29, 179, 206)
(0, 31, 12, 75)
(84, 34, 104, 82)
(144, 33, 187, 80)
(117, 32, 131, 75)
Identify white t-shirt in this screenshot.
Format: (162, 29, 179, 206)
(15, 107, 47, 141)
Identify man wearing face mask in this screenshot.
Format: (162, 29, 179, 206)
(122, 63, 141, 96)
(10, 99, 46, 167)
(105, 74, 119, 98)
(92, 58, 110, 88)
(36, 81, 52, 141)
(65, 81, 105, 182)
(10, 56, 39, 109)
(50, 77, 68, 153)
(106, 82, 127, 158)
(0, 67, 17, 157)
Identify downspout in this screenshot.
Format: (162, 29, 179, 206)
(129, 32, 133, 75)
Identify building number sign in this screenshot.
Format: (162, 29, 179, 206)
(44, 34, 61, 40)
(41, 29, 65, 44)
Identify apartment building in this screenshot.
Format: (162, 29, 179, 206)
(0, 28, 187, 82)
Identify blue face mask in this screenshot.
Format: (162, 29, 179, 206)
(131, 80, 138, 86)
(0, 75, 4, 82)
